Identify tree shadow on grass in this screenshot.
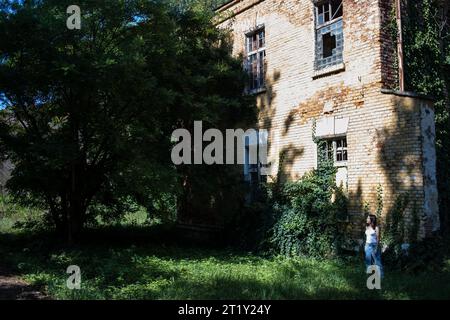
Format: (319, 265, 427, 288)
(150, 257, 381, 300)
(2, 226, 450, 300)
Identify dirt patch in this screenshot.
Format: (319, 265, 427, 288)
(0, 267, 50, 300)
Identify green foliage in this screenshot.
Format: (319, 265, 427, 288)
(376, 184, 383, 219)
(399, 236, 449, 273)
(223, 182, 275, 251)
(228, 128, 349, 257)
(359, 183, 446, 273)
(383, 194, 409, 251)
(0, 194, 47, 233)
(225, 147, 349, 257)
(0, 0, 254, 241)
(270, 161, 348, 258)
(0, 194, 166, 235)
(1, 229, 450, 299)
(408, 202, 421, 244)
(402, 0, 450, 229)
(385, 0, 450, 230)
(363, 201, 371, 217)
(386, 3, 400, 90)
(376, 192, 446, 272)
(170, 0, 229, 12)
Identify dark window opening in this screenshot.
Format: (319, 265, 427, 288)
(322, 32, 336, 58)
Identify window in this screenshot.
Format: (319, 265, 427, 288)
(244, 131, 268, 185)
(245, 28, 266, 92)
(335, 138, 347, 162)
(314, 0, 344, 70)
(319, 137, 348, 163)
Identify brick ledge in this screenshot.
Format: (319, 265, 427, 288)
(312, 62, 346, 79)
(380, 88, 435, 102)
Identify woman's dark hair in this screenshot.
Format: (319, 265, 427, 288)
(367, 214, 377, 229)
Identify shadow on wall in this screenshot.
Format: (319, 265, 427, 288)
(255, 60, 438, 242)
(349, 95, 439, 241)
(258, 69, 305, 183)
(222, 21, 439, 241)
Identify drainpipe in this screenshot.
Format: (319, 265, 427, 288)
(395, 0, 405, 92)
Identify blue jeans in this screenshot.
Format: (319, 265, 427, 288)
(365, 243, 384, 278)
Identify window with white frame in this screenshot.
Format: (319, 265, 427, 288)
(314, 0, 344, 70)
(244, 132, 268, 184)
(320, 137, 348, 164)
(245, 27, 266, 92)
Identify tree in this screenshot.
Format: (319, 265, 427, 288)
(0, 0, 255, 242)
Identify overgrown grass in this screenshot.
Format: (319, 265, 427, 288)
(0, 195, 45, 234)
(1, 230, 450, 300)
(0, 194, 153, 234)
(1, 206, 450, 300)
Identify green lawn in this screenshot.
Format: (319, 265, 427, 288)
(1, 210, 450, 300)
(1, 229, 449, 300)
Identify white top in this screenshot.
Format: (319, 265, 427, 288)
(365, 227, 378, 244)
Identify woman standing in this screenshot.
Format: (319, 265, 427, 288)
(365, 214, 384, 278)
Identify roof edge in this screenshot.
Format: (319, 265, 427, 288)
(214, 0, 239, 12)
(380, 88, 435, 102)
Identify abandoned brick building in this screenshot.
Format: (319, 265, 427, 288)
(216, 0, 440, 238)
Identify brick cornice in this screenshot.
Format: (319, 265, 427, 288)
(215, 0, 266, 25)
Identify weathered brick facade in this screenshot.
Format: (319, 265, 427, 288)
(217, 0, 440, 238)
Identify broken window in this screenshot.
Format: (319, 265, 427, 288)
(315, 0, 344, 70)
(319, 137, 348, 163)
(245, 28, 266, 92)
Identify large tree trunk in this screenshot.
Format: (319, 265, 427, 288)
(67, 203, 84, 245)
(66, 157, 86, 244)
(65, 100, 86, 244)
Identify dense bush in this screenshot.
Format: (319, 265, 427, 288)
(375, 190, 446, 273)
(383, 236, 448, 273)
(269, 162, 348, 258)
(222, 182, 274, 251)
(226, 137, 349, 258)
